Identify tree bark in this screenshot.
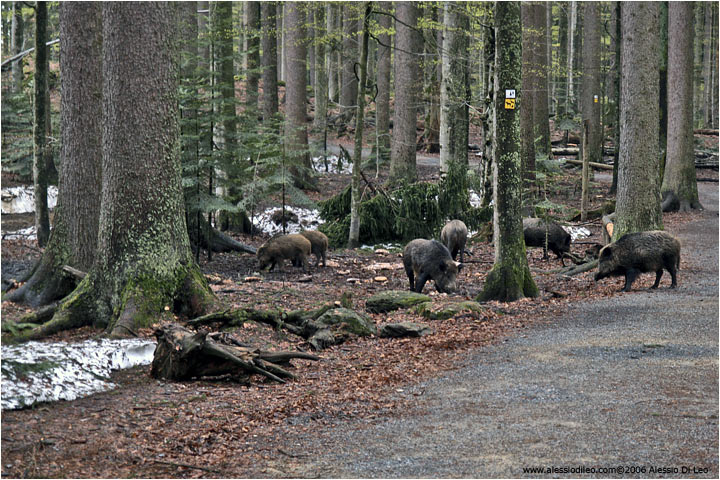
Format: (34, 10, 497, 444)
(520, 2, 537, 181)
(33, 1, 51, 248)
(581, 1, 602, 167)
(478, 1, 538, 303)
(11, 1, 24, 93)
(533, 2, 551, 158)
(340, 3, 359, 119)
(326, 4, 339, 103)
(244, 1, 260, 110)
(565, 1, 577, 115)
(375, 4, 392, 166)
(283, 2, 315, 190)
(388, 1, 421, 186)
(313, 4, 328, 140)
(610, 2, 621, 194)
(7, 2, 103, 308)
(214, 1, 237, 166)
(661, 2, 702, 212)
(348, 3, 371, 249)
(614, 2, 663, 240)
(261, 2, 278, 122)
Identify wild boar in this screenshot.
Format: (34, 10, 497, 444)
(402, 239, 461, 294)
(595, 230, 681, 292)
(257, 234, 311, 273)
(299, 230, 329, 268)
(441, 220, 468, 263)
(523, 217, 572, 265)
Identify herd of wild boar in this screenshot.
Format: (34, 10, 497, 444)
(256, 219, 681, 294)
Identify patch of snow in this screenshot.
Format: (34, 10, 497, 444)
(1, 226, 37, 240)
(1, 338, 156, 410)
(252, 206, 325, 236)
(360, 243, 402, 252)
(469, 190, 483, 208)
(1, 186, 58, 214)
(312, 155, 352, 175)
(564, 225, 592, 241)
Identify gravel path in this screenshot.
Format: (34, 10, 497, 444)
(277, 182, 718, 478)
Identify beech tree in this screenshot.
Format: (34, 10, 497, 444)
(661, 2, 702, 212)
(478, 1, 538, 303)
(19, 2, 216, 340)
(614, 2, 663, 239)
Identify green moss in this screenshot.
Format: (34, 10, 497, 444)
(366, 290, 431, 313)
(315, 308, 376, 336)
(413, 300, 484, 320)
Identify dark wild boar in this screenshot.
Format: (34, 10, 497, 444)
(523, 218, 571, 265)
(257, 234, 311, 273)
(595, 230, 680, 292)
(299, 230, 329, 267)
(403, 239, 461, 294)
(441, 219, 468, 263)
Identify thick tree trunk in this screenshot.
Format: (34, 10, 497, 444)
(661, 2, 702, 212)
(7, 2, 103, 308)
(348, 3, 371, 249)
(33, 1, 50, 248)
(520, 2, 537, 181)
(610, 2, 621, 194)
(375, 4, 392, 165)
(388, 2, 421, 186)
(614, 2, 663, 240)
(478, 1, 538, 303)
(261, 2, 278, 122)
(16, 2, 217, 342)
(244, 1, 260, 110)
(284, 2, 315, 190)
(533, 2, 551, 158)
(581, 2, 602, 167)
(565, 1, 577, 115)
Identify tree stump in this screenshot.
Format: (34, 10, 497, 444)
(150, 324, 318, 383)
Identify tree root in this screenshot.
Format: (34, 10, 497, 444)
(150, 323, 319, 382)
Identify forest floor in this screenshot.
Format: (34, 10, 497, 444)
(1, 131, 718, 478)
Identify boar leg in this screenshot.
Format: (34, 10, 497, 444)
(622, 269, 640, 292)
(414, 272, 430, 293)
(321, 251, 326, 268)
(668, 264, 678, 288)
(651, 270, 663, 289)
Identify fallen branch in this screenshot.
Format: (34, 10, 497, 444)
(563, 158, 614, 170)
(62, 265, 86, 280)
(694, 129, 719, 136)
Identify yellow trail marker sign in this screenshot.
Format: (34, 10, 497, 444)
(504, 98, 516, 110)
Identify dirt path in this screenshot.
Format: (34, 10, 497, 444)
(273, 182, 718, 478)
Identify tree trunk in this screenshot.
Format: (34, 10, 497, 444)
(348, 3, 371, 249)
(565, 1, 577, 115)
(614, 2, 663, 240)
(375, 4, 392, 165)
(284, 2, 315, 190)
(16, 2, 217, 342)
(702, 3, 713, 128)
(610, 2, 621, 194)
(326, 4, 338, 103)
(33, 1, 50, 248)
(533, 1, 551, 158)
(661, 2, 702, 212)
(478, 1, 538, 303)
(340, 3, 359, 120)
(215, 1, 237, 163)
(11, 1, 24, 93)
(313, 4, 328, 140)
(261, 1, 278, 122)
(581, 1, 602, 167)
(388, 1, 421, 186)
(479, 16, 495, 207)
(520, 2, 537, 182)
(658, 3, 669, 151)
(7, 2, 103, 308)
(244, 1, 260, 110)
(439, 1, 470, 173)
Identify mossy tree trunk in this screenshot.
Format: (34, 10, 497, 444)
(661, 2, 702, 212)
(614, 2, 663, 240)
(388, 1, 421, 187)
(348, 3, 371, 249)
(261, 1, 278, 122)
(478, 1, 538, 303)
(7, 2, 103, 309)
(18, 2, 217, 341)
(33, 1, 51, 248)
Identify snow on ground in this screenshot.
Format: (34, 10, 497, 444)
(312, 155, 352, 175)
(1, 226, 37, 241)
(1, 338, 157, 410)
(1, 186, 58, 214)
(564, 225, 591, 241)
(252, 206, 325, 236)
